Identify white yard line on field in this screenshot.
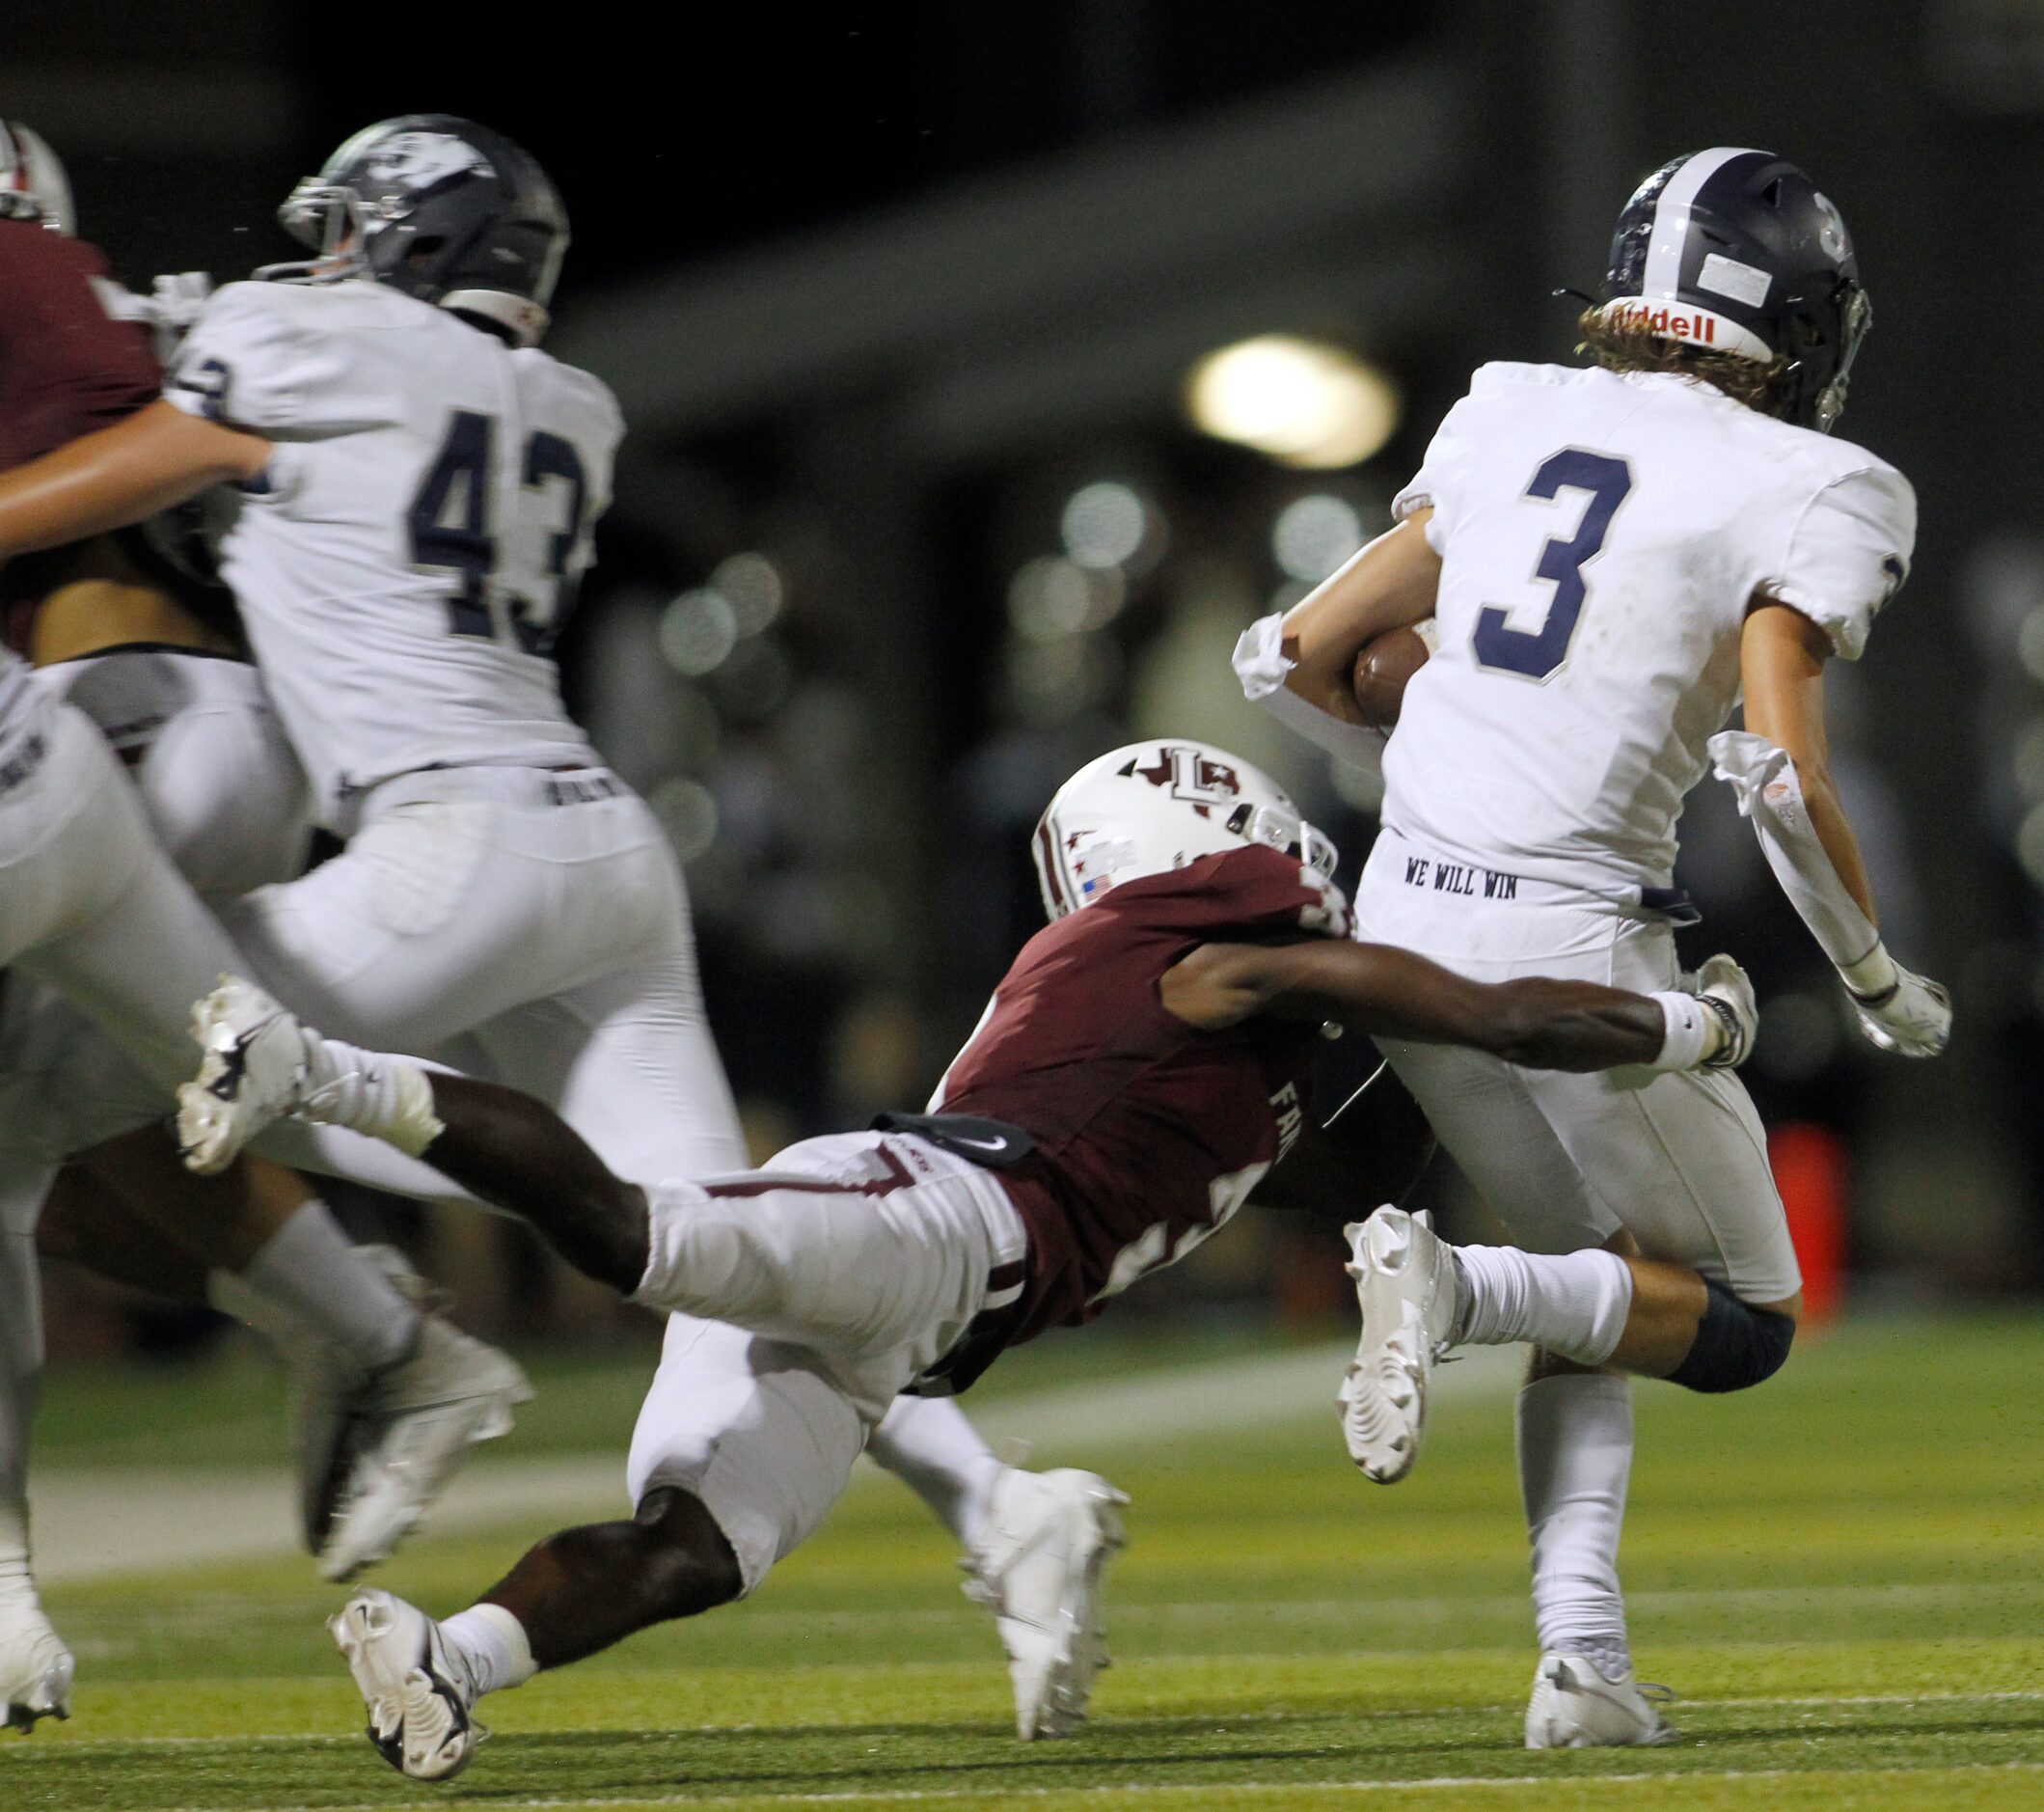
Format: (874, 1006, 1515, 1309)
(14, 1690, 2043, 1751)
(57, 1760, 2044, 1812)
(32, 1342, 1519, 1582)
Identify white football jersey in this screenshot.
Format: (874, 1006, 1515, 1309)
(164, 279, 619, 828)
(32, 648, 311, 899)
(0, 651, 28, 737)
(1376, 362, 1914, 899)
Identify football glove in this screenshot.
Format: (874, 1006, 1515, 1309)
(1681, 952, 1758, 1070)
(1844, 964, 1950, 1058)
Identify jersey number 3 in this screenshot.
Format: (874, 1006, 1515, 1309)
(1472, 449, 1631, 681)
(409, 409, 589, 656)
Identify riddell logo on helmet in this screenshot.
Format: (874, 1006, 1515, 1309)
(1608, 302, 1717, 345)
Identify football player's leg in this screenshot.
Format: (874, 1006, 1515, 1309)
(1374, 1040, 1660, 1742)
(0, 1170, 70, 1732)
(1339, 1040, 1621, 1481)
(463, 957, 749, 1183)
(332, 1311, 873, 1782)
(214, 804, 555, 1056)
(44, 1131, 528, 1578)
(0, 701, 238, 1088)
(1508, 1059, 1803, 1368)
(214, 1019, 1015, 1366)
(480, 972, 1115, 1733)
(475, 967, 1086, 1590)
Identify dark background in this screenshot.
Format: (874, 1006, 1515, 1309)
(16, 0, 2044, 1345)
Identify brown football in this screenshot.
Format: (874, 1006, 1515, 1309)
(1351, 623, 1432, 730)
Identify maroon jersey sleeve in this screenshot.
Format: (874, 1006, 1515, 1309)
(0, 222, 160, 473)
(937, 844, 1346, 1345)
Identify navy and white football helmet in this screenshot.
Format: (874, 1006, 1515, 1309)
(0, 121, 73, 235)
(264, 115, 568, 346)
(1599, 148, 1869, 432)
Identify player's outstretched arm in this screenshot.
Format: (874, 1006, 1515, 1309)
(0, 398, 268, 560)
(1723, 600, 1949, 1057)
(1161, 940, 1750, 1074)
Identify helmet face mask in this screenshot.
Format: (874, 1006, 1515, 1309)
(260, 116, 568, 347)
(1599, 147, 1869, 432)
(1031, 740, 1338, 921)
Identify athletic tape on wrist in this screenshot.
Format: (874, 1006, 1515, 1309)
(1232, 613, 1388, 772)
(1838, 941, 1899, 1002)
(1708, 731, 1881, 974)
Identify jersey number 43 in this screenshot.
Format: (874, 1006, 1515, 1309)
(408, 409, 589, 656)
(1472, 449, 1631, 681)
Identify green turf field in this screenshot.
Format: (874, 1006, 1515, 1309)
(7, 1313, 2043, 1811)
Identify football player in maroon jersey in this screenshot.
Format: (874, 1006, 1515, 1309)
(171, 738, 1758, 1782)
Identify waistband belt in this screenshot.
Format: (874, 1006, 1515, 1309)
(1373, 828, 1700, 925)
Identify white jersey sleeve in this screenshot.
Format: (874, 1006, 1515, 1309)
(1758, 462, 1915, 661)
(1390, 381, 1495, 556)
(163, 282, 360, 437)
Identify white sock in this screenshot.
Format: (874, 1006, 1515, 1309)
(1518, 1372, 1633, 1674)
(439, 1603, 536, 1703)
(867, 1397, 1006, 1548)
(0, 1498, 32, 1608)
(299, 1037, 445, 1158)
(1452, 1244, 1633, 1367)
(224, 1205, 420, 1372)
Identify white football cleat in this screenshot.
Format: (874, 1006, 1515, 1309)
(964, 1468, 1128, 1739)
(0, 1599, 73, 1734)
(1339, 1207, 1458, 1482)
(1524, 1651, 1677, 1748)
(330, 1588, 480, 1780)
(317, 1312, 532, 1583)
(177, 976, 311, 1174)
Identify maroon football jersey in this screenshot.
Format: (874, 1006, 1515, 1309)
(0, 221, 159, 473)
(935, 842, 1349, 1343)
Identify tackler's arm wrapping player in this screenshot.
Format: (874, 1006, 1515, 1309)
(162, 740, 1758, 1783)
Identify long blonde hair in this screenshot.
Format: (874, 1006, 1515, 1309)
(1575, 306, 1792, 415)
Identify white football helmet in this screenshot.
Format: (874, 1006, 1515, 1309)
(0, 122, 72, 235)
(1032, 740, 1338, 920)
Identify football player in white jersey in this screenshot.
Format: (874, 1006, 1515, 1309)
(0, 116, 1123, 1738)
(0, 124, 537, 1731)
(1237, 149, 1949, 1746)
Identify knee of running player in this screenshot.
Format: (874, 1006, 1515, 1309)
(1432, 1227, 1796, 1391)
(626, 1488, 746, 1622)
(1659, 1277, 1798, 1394)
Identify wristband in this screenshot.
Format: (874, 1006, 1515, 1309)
(1648, 991, 1715, 1071)
(1838, 940, 1898, 1003)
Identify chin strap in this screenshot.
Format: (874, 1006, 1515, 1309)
(1232, 612, 1387, 773)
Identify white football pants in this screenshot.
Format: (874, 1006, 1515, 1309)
(1356, 867, 1800, 1303)
(628, 1133, 1027, 1593)
(218, 764, 748, 1185)
(0, 696, 253, 1195)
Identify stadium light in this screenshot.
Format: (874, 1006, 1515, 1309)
(1186, 335, 1400, 469)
